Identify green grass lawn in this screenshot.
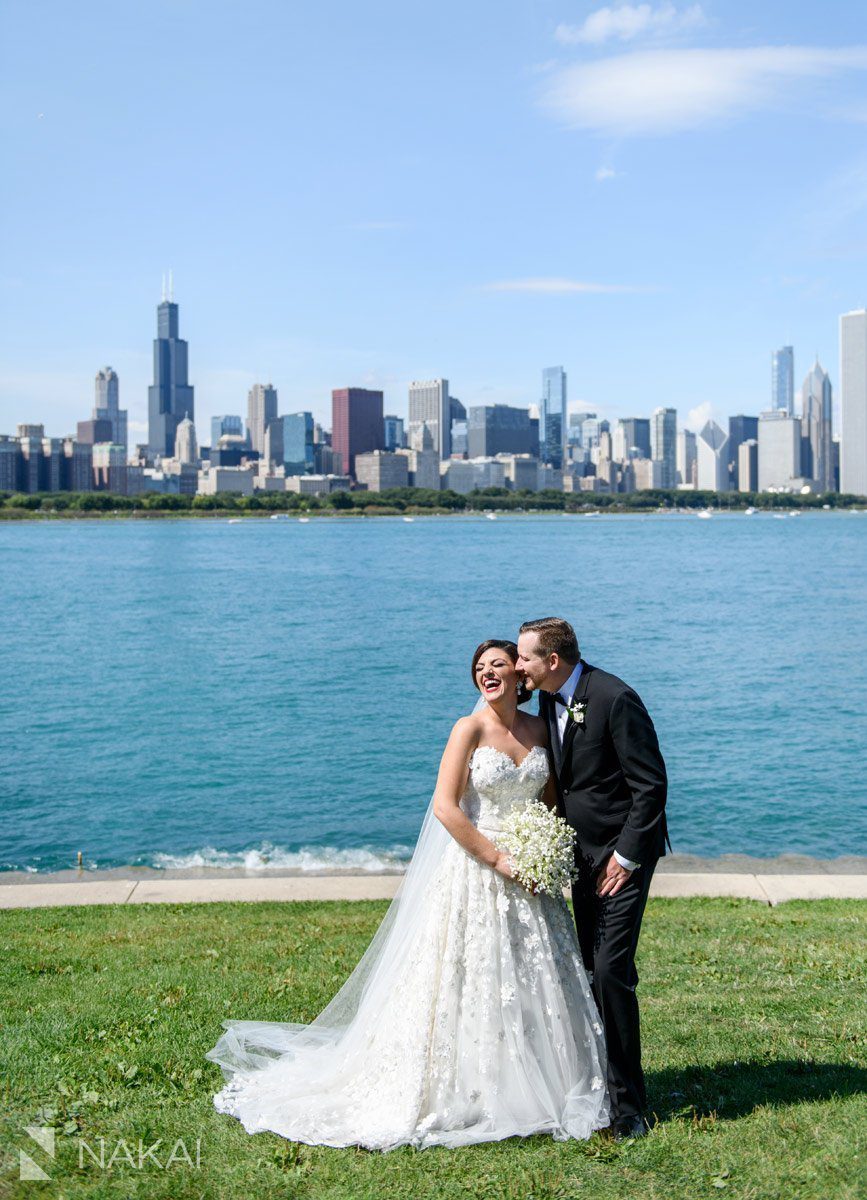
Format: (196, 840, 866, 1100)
(1, 898, 864, 1200)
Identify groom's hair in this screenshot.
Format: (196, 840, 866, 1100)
(519, 618, 580, 665)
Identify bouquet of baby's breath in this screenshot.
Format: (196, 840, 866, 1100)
(498, 802, 578, 896)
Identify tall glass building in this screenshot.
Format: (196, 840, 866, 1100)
(650, 407, 677, 488)
(147, 286, 195, 458)
(211, 414, 244, 446)
(541, 367, 567, 467)
(467, 404, 533, 458)
(283, 412, 315, 474)
(772, 346, 794, 415)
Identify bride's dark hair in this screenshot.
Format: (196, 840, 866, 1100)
(471, 639, 532, 705)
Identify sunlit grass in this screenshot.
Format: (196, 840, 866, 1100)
(1, 898, 864, 1199)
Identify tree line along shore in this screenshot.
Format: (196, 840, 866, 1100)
(0, 486, 864, 519)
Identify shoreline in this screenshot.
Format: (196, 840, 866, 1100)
(2, 852, 866, 884)
(2, 855, 866, 910)
(1, 506, 866, 523)
(2, 876, 865, 909)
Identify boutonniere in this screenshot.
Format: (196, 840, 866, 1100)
(566, 700, 587, 725)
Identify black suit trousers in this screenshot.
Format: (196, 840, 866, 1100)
(571, 856, 657, 1120)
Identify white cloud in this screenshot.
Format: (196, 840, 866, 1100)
(481, 277, 655, 294)
(556, 3, 707, 46)
(685, 401, 713, 432)
(594, 165, 618, 181)
(540, 45, 867, 136)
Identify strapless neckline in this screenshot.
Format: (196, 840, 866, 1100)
(471, 744, 547, 772)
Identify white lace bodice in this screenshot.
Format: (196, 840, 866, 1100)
(460, 744, 550, 833)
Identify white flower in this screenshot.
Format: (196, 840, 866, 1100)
(591, 1076, 603, 1091)
(495, 891, 510, 915)
(497, 801, 578, 896)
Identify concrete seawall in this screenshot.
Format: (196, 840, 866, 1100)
(1, 854, 865, 909)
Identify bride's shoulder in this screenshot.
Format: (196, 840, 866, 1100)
(442, 714, 483, 764)
(449, 713, 484, 742)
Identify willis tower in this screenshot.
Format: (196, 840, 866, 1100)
(148, 273, 195, 457)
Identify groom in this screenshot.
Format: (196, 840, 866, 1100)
(516, 617, 668, 1141)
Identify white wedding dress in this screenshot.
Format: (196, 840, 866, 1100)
(207, 743, 609, 1149)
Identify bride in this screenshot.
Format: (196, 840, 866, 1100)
(206, 639, 610, 1149)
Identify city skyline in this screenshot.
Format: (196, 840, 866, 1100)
(1, 279, 858, 453)
(3, 3, 867, 438)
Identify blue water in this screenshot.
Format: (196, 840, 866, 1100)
(1, 512, 865, 873)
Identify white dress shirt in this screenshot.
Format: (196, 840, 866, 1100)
(550, 664, 640, 873)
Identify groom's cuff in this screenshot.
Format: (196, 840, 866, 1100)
(613, 850, 640, 871)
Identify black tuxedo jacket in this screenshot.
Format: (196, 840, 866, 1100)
(540, 661, 669, 873)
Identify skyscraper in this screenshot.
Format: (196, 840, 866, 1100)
(467, 405, 533, 458)
(676, 429, 697, 487)
(650, 407, 677, 488)
(93, 367, 128, 452)
(581, 417, 608, 451)
(613, 418, 651, 462)
(211, 414, 244, 447)
(283, 412, 315, 473)
(696, 420, 729, 491)
(840, 309, 867, 496)
(263, 417, 284, 471)
(738, 440, 758, 492)
(408, 379, 450, 461)
(332, 387, 385, 477)
(541, 367, 567, 467)
(174, 413, 198, 464)
(448, 396, 466, 459)
(771, 345, 794, 415)
(758, 411, 801, 491)
(383, 415, 405, 452)
(247, 384, 279, 459)
(727, 415, 759, 489)
(147, 279, 195, 457)
(800, 360, 833, 490)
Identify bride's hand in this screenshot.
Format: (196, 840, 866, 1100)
(493, 855, 539, 893)
(493, 852, 515, 880)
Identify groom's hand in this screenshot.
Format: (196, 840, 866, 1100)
(596, 854, 632, 898)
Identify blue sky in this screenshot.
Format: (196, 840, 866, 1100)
(2, 0, 866, 443)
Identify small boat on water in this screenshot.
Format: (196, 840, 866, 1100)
(298, 517, 310, 524)
(584, 511, 601, 518)
(227, 518, 242, 524)
(696, 509, 713, 519)
(744, 506, 756, 516)
(403, 516, 415, 523)
(485, 512, 497, 520)
(270, 513, 290, 520)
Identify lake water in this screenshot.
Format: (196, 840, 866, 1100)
(1, 511, 865, 873)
